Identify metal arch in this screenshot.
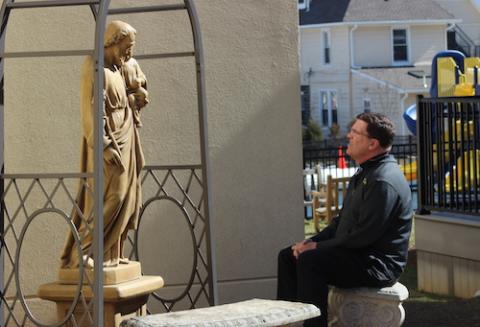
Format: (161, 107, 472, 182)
(0, 1, 216, 325)
(184, 0, 218, 306)
(0, 2, 16, 325)
(0, 0, 109, 325)
(92, 3, 110, 327)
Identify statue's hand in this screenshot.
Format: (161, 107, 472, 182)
(104, 147, 122, 166)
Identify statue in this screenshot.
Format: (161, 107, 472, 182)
(61, 21, 149, 268)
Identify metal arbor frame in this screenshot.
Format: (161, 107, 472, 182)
(0, 1, 217, 326)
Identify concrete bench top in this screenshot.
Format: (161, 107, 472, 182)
(120, 298, 320, 327)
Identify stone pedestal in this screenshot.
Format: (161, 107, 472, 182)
(58, 261, 142, 285)
(38, 262, 163, 327)
(328, 282, 409, 327)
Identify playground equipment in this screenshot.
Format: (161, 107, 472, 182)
(437, 56, 480, 97)
(445, 149, 480, 192)
(401, 50, 480, 190)
(403, 104, 417, 135)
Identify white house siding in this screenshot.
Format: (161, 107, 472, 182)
(300, 26, 352, 136)
(351, 74, 429, 135)
(354, 26, 392, 67)
(351, 73, 406, 134)
(300, 26, 350, 84)
(411, 25, 447, 65)
(434, 0, 480, 43)
(300, 28, 324, 80)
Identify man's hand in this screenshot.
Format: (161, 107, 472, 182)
(291, 239, 317, 259)
(104, 147, 122, 166)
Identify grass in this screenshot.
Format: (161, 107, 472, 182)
(304, 218, 480, 326)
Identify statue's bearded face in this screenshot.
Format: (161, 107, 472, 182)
(114, 35, 135, 66)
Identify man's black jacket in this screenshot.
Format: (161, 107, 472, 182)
(311, 153, 413, 282)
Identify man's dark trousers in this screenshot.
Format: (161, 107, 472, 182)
(277, 246, 393, 327)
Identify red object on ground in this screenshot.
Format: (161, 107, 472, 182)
(338, 147, 347, 168)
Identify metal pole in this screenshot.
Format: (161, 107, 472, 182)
(6, 0, 99, 9)
(0, 1, 13, 324)
(185, 0, 217, 306)
(93, 0, 110, 325)
(108, 3, 185, 15)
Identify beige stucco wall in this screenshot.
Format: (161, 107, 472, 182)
(2, 0, 302, 323)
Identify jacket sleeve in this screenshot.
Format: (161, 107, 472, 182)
(315, 181, 399, 249)
(310, 216, 339, 242)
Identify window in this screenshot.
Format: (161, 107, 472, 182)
(298, 0, 310, 10)
(320, 90, 338, 127)
(363, 98, 371, 113)
(392, 29, 408, 63)
(323, 31, 331, 64)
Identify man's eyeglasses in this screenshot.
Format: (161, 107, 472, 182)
(349, 127, 371, 138)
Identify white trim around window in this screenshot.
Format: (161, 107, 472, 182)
(391, 26, 411, 66)
(318, 89, 338, 127)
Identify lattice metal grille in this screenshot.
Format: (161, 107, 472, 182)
(1, 0, 215, 325)
(126, 165, 214, 312)
(1, 174, 96, 326)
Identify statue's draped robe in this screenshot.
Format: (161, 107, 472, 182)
(61, 56, 145, 268)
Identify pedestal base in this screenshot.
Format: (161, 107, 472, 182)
(59, 261, 142, 285)
(38, 275, 164, 327)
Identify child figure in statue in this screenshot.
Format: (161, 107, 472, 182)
(123, 57, 149, 127)
(61, 20, 149, 268)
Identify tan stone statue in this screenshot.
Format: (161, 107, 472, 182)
(61, 21, 148, 268)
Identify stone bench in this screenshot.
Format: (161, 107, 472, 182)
(120, 298, 320, 327)
(328, 282, 409, 327)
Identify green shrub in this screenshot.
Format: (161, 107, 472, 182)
(303, 119, 323, 142)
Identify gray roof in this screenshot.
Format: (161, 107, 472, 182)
(355, 66, 432, 92)
(300, 0, 455, 25)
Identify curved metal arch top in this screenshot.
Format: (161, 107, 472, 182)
(0, 0, 216, 326)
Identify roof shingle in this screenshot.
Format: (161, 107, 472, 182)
(300, 0, 455, 25)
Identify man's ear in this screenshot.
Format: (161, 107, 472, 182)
(369, 138, 380, 149)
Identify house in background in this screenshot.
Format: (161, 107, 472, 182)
(434, 0, 480, 57)
(299, 0, 462, 137)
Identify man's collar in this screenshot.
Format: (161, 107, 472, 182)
(359, 152, 390, 169)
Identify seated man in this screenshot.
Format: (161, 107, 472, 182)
(277, 112, 412, 327)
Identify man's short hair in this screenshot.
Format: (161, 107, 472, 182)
(104, 21, 136, 48)
(356, 112, 395, 149)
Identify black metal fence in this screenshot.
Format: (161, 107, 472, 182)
(417, 95, 480, 216)
(303, 136, 417, 190)
(302, 137, 418, 220)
